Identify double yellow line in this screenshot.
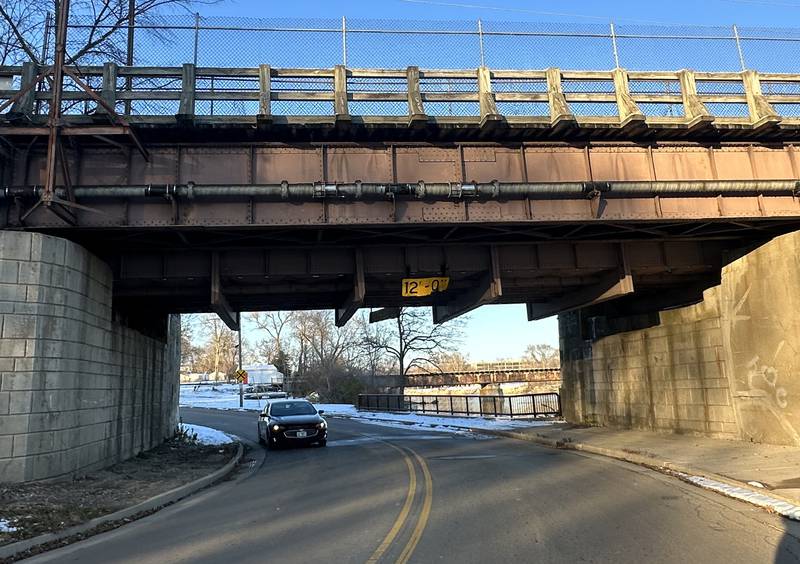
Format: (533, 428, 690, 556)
(366, 442, 433, 564)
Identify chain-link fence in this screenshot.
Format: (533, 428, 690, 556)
(25, 15, 800, 72)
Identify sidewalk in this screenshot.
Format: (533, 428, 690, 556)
(484, 423, 800, 506)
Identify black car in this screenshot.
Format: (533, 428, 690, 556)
(257, 399, 327, 449)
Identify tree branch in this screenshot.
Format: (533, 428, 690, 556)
(0, 5, 42, 64)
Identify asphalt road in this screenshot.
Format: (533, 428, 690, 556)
(24, 408, 800, 563)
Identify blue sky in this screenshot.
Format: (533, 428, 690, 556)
(190, 0, 797, 362)
(199, 0, 800, 25)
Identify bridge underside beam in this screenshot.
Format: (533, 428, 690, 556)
(211, 252, 240, 331)
(432, 246, 502, 324)
(526, 266, 635, 321)
(335, 250, 365, 327)
(369, 307, 402, 323)
(105, 239, 724, 317)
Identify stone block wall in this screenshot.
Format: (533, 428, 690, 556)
(0, 231, 180, 482)
(560, 230, 800, 446)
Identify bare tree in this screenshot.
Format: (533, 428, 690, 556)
(354, 313, 396, 389)
(0, 1, 49, 65)
(249, 311, 296, 384)
(179, 313, 201, 372)
(0, 0, 209, 67)
(429, 350, 471, 372)
(249, 311, 294, 361)
(524, 343, 560, 368)
(290, 310, 361, 398)
(362, 308, 465, 393)
(195, 314, 238, 379)
(293, 311, 359, 369)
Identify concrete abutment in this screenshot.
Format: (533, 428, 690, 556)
(0, 231, 180, 482)
(559, 231, 800, 446)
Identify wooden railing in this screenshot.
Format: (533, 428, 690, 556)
(1, 63, 799, 129)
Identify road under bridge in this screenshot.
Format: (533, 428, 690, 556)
(3, 13, 800, 479)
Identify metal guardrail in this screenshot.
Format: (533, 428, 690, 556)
(357, 393, 561, 418)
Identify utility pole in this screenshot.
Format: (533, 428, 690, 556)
(125, 0, 134, 114)
(238, 313, 244, 408)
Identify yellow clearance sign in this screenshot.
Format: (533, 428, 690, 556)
(401, 277, 450, 297)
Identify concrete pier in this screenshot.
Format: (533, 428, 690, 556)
(560, 231, 800, 446)
(0, 231, 180, 482)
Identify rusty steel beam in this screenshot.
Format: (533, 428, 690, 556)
(369, 307, 402, 323)
(5, 142, 800, 231)
(60, 67, 149, 161)
(104, 239, 722, 318)
(10, 142, 800, 190)
(527, 250, 635, 321)
(0, 126, 131, 136)
(432, 246, 502, 324)
(335, 249, 365, 327)
(210, 251, 240, 331)
(8, 192, 800, 231)
(41, 0, 70, 206)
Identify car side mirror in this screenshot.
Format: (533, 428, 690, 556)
(318, 410, 325, 414)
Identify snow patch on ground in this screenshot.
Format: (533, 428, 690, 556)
(180, 385, 556, 434)
(180, 423, 236, 445)
(180, 384, 268, 412)
(0, 518, 18, 533)
(680, 474, 800, 521)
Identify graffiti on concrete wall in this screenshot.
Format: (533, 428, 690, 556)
(747, 351, 789, 410)
(722, 241, 800, 446)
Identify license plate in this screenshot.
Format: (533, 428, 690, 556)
(401, 277, 449, 297)
(296, 431, 307, 438)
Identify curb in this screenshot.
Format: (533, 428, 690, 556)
(477, 428, 800, 520)
(0, 440, 244, 561)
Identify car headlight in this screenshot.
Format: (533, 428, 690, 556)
(317, 421, 327, 429)
(272, 424, 280, 431)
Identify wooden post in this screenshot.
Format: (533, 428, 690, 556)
(177, 63, 196, 120)
(678, 70, 713, 129)
(742, 70, 780, 129)
(334, 64, 350, 122)
(10, 62, 38, 117)
(258, 64, 271, 122)
(478, 66, 502, 127)
(612, 68, 645, 128)
(406, 66, 427, 125)
(545, 67, 575, 126)
(100, 62, 118, 115)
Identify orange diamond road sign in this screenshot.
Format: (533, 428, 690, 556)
(235, 369, 248, 384)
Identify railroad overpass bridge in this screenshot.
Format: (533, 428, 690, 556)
(405, 367, 561, 388)
(3, 18, 800, 479)
(3, 63, 800, 329)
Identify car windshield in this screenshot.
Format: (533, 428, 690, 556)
(270, 402, 317, 416)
